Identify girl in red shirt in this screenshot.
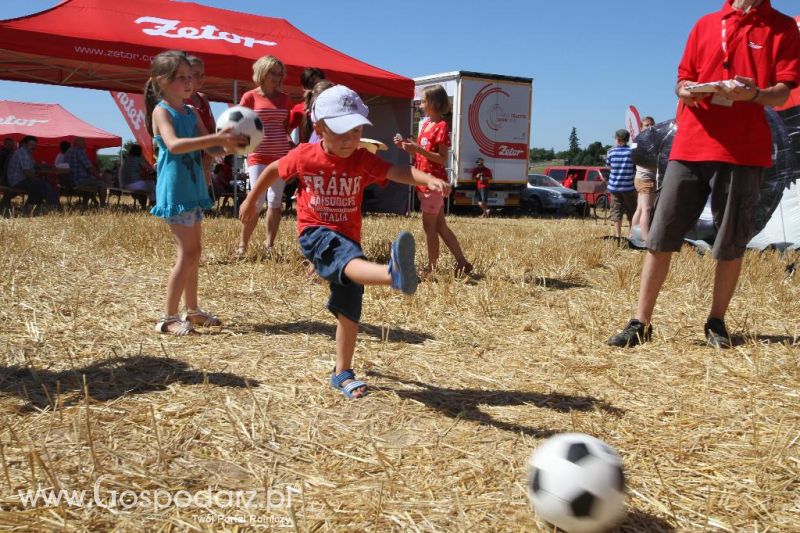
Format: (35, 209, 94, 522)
(236, 55, 294, 257)
(185, 55, 215, 134)
(394, 85, 472, 274)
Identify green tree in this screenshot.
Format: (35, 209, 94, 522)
(529, 147, 556, 162)
(568, 127, 580, 153)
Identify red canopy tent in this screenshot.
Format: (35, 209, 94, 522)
(0, 0, 416, 212)
(0, 100, 121, 163)
(0, 0, 413, 102)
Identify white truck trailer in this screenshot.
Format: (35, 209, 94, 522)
(413, 71, 533, 208)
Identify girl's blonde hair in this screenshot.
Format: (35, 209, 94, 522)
(421, 84, 451, 115)
(144, 50, 191, 137)
(301, 80, 334, 143)
(252, 55, 285, 88)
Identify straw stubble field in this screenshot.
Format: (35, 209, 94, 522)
(0, 208, 797, 531)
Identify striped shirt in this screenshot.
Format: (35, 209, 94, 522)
(64, 146, 93, 185)
(606, 145, 635, 193)
(240, 89, 293, 167)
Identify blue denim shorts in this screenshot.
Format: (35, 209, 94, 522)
(165, 207, 204, 227)
(299, 226, 366, 323)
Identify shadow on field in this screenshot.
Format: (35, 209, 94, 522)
(370, 372, 623, 437)
(0, 356, 258, 412)
(501, 273, 588, 290)
(619, 508, 676, 532)
(254, 320, 434, 344)
(752, 334, 799, 345)
(690, 333, 799, 348)
(531, 276, 587, 290)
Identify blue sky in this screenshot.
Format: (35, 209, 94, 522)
(1, 0, 797, 153)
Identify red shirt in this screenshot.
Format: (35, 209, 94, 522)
(185, 93, 215, 134)
(240, 89, 293, 167)
(473, 166, 492, 189)
(288, 102, 306, 131)
(278, 144, 391, 244)
(671, 0, 800, 167)
(414, 118, 450, 191)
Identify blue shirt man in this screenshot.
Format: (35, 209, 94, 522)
(605, 129, 637, 239)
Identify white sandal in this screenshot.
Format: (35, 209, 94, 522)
(182, 309, 222, 327)
(155, 315, 196, 336)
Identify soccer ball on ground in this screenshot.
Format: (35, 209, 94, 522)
(215, 105, 264, 155)
(527, 433, 626, 533)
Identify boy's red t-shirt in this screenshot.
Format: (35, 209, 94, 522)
(278, 143, 391, 244)
(473, 166, 492, 189)
(414, 118, 450, 191)
(239, 89, 293, 167)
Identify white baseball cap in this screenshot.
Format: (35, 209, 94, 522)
(311, 85, 372, 134)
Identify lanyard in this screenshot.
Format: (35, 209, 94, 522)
(721, 18, 731, 72)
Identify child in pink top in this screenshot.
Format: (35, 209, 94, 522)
(394, 84, 472, 274)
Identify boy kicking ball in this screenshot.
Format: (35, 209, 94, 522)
(240, 85, 449, 399)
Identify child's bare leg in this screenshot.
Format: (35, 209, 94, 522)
(264, 207, 281, 249)
(238, 215, 259, 252)
(182, 222, 203, 310)
(164, 223, 202, 332)
(343, 258, 391, 286)
(436, 210, 469, 266)
(335, 314, 366, 398)
(422, 211, 440, 269)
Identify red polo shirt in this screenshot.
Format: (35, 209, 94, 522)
(671, 0, 800, 167)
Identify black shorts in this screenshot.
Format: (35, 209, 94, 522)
(648, 161, 763, 260)
(476, 188, 489, 203)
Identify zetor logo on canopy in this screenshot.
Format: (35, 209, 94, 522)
(135, 17, 277, 48)
(0, 116, 48, 127)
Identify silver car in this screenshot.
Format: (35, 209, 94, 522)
(521, 174, 587, 214)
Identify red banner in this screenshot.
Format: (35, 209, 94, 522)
(625, 105, 641, 140)
(110, 91, 153, 165)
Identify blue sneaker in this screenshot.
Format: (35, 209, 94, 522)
(389, 231, 417, 295)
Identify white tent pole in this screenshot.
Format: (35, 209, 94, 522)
(233, 79, 239, 216)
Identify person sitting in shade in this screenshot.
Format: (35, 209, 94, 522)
(2, 135, 59, 209)
(65, 137, 108, 207)
(0, 138, 16, 186)
(54, 140, 71, 168)
(121, 143, 156, 206)
(211, 154, 235, 197)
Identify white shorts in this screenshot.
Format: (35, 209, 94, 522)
(248, 163, 286, 210)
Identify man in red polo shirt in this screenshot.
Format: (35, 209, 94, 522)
(609, 0, 800, 349)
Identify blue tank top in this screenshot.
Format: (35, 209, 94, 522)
(150, 102, 211, 218)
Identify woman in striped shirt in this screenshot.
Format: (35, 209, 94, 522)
(237, 55, 294, 257)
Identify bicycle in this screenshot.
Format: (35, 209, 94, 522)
(593, 192, 611, 220)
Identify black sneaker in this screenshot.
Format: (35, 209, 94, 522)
(607, 319, 652, 347)
(704, 318, 732, 349)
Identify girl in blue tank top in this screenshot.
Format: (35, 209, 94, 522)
(145, 50, 247, 336)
